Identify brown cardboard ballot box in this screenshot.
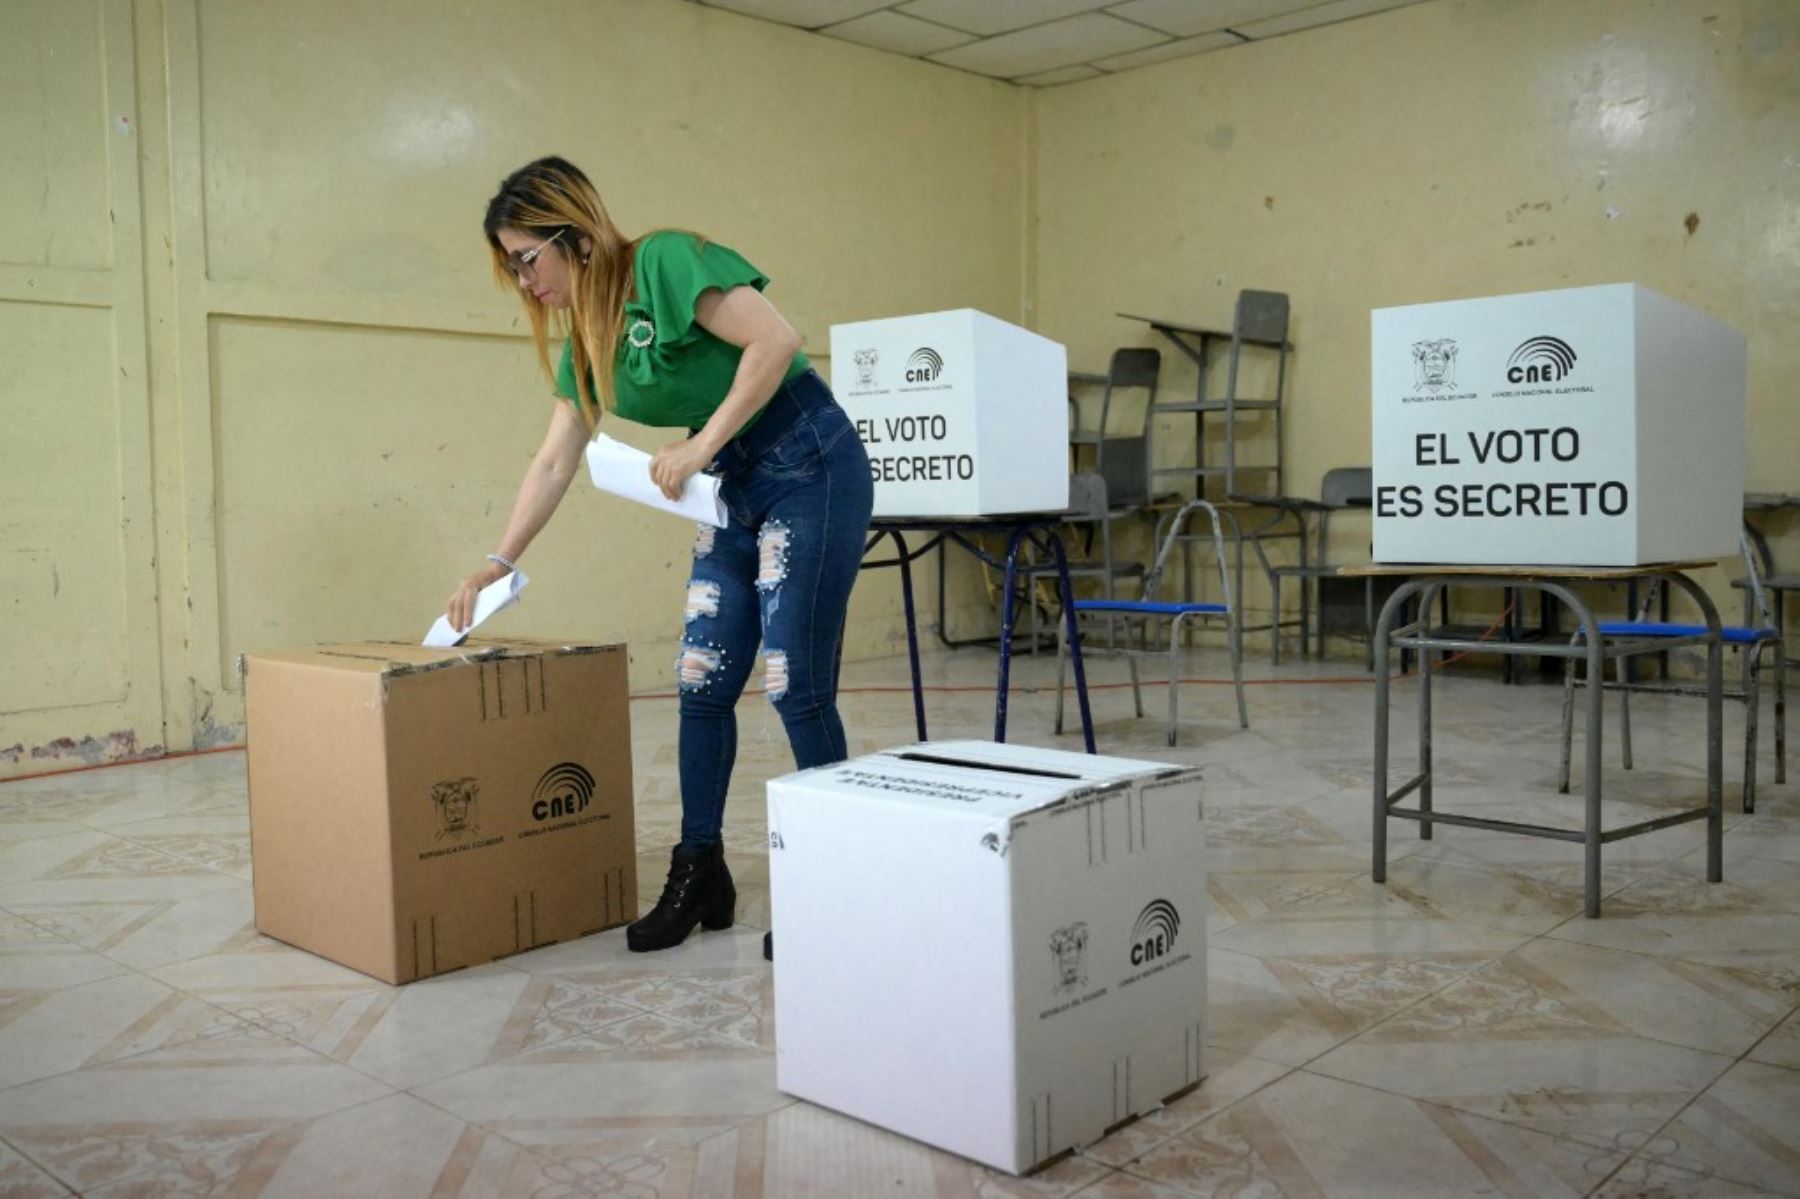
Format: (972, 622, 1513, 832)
(244, 638, 636, 984)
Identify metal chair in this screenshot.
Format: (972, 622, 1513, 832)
(1559, 533, 1787, 812)
(1145, 290, 1291, 501)
(1054, 499, 1247, 745)
(1016, 349, 1160, 652)
(1056, 346, 1159, 602)
(1262, 467, 1374, 665)
(1068, 347, 1158, 511)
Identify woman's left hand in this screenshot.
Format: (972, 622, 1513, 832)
(650, 438, 714, 501)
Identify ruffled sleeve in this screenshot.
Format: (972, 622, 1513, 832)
(632, 232, 769, 349)
(614, 232, 768, 398)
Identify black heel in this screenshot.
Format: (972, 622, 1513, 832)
(627, 843, 733, 952)
(701, 862, 737, 930)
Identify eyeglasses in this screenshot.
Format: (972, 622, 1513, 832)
(505, 229, 565, 280)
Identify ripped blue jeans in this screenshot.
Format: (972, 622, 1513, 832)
(675, 369, 873, 848)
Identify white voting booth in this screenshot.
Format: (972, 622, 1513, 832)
(830, 309, 1069, 518)
(1370, 283, 1745, 565)
(767, 742, 1207, 1175)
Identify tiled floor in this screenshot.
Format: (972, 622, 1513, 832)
(0, 644, 1794, 1197)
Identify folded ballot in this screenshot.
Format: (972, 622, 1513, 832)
(585, 434, 728, 528)
(422, 569, 528, 648)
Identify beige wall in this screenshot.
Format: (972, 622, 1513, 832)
(5, 0, 1796, 775)
(1032, 0, 1800, 616)
(2, 0, 1025, 774)
(2, 0, 161, 770)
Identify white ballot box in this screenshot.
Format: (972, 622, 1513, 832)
(1370, 283, 1745, 565)
(767, 741, 1206, 1175)
(829, 309, 1069, 517)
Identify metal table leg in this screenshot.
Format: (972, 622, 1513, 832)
(863, 528, 931, 742)
(1418, 582, 1442, 840)
(1667, 573, 1725, 880)
(1560, 587, 1606, 917)
(999, 525, 1096, 753)
(889, 530, 927, 742)
(1373, 572, 1723, 917)
(1371, 581, 1427, 883)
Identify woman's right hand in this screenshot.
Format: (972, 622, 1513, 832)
(446, 561, 510, 634)
(444, 401, 582, 637)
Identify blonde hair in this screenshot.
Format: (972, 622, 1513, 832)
(483, 157, 635, 432)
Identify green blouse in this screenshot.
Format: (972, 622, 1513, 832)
(554, 230, 809, 431)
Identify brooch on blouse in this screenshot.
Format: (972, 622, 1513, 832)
(627, 318, 656, 349)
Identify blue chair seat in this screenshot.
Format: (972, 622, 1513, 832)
(1563, 534, 1787, 816)
(1057, 497, 1248, 746)
(1595, 622, 1777, 645)
(1073, 599, 1228, 616)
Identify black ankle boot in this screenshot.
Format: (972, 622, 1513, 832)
(627, 843, 735, 953)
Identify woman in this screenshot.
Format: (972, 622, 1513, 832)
(447, 157, 873, 958)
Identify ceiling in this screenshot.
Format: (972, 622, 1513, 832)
(686, 0, 1434, 86)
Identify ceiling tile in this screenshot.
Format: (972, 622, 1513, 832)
(897, 0, 1118, 38)
(698, 0, 894, 30)
(821, 10, 979, 56)
(1093, 30, 1240, 72)
(1017, 65, 1105, 87)
(1233, 0, 1429, 40)
(1103, 0, 1327, 37)
(928, 12, 1168, 79)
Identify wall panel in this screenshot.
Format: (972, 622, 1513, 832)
(0, 0, 113, 271)
(1, 0, 163, 771)
(0, 305, 129, 712)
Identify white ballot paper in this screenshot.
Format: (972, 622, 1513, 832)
(422, 569, 528, 648)
(585, 434, 729, 528)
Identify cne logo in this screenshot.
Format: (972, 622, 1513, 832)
(531, 762, 594, 822)
(1130, 898, 1180, 966)
(1505, 336, 1578, 384)
(904, 347, 944, 383)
